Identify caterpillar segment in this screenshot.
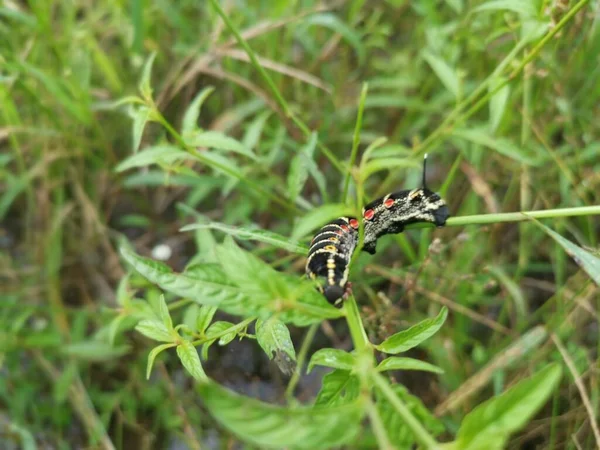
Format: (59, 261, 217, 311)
(305, 217, 359, 305)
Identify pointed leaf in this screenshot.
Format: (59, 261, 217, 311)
(135, 319, 175, 342)
(116, 145, 194, 172)
(376, 307, 448, 354)
(288, 132, 318, 201)
(489, 77, 510, 133)
(185, 130, 256, 160)
(197, 305, 218, 334)
(181, 221, 308, 255)
(198, 380, 365, 449)
(534, 221, 600, 287)
(292, 203, 356, 241)
(181, 86, 215, 136)
(314, 369, 360, 407)
(376, 357, 444, 374)
(452, 128, 541, 165)
(308, 349, 356, 373)
(130, 106, 151, 153)
(256, 317, 297, 370)
(206, 320, 237, 346)
(177, 340, 208, 381)
(456, 364, 562, 450)
(422, 50, 460, 99)
(139, 52, 157, 99)
(146, 343, 176, 379)
(303, 13, 365, 65)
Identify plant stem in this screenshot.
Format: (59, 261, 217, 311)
(285, 323, 318, 401)
(342, 82, 368, 203)
(371, 371, 440, 450)
(344, 296, 370, 352)
(402, 205, 600, 230)
(191, 317, 255, 346)
(366, 399, 394, 450)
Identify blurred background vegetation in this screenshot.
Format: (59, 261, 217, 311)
(1, 0, 600, 448)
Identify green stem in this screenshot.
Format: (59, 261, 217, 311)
(285, 323, 319, 401)
(371, 371, 440, 450)
(343, 296, 370, 352)
(366, 399, 393, 450)
(403, 205, 600, 230)
(191, 317, 255, 346)
(342, 82, 368, 203)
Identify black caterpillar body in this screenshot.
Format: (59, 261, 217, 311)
(305, 156, 449, 305)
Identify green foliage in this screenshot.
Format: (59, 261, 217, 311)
(2, 0, 597, 448)
(454, 364, 563, 450)
(375, 307, 448, 354)
(197, 380, 366, 449)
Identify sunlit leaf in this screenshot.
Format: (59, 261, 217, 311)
(456, 364, 562, 450)
(422, 50, 460, 100)
(198, 380, 365, 449)
(308, 349, 356, 373)
(376, 357, 444, 374)
(181, 221, 308, 255)
(302, 13, 365, 65)
(452, 128, 541, 165)
(314, 369, 360, 407)
(146, 343, 176, 379)
(62, 341, 130, 362)
(139, 52, 157, 99)
(197, 305, 218, 334)
(534, 221, 600, 286)
(376, 307, 448, 354)
(185, 130, 256, 160)
(181, 86, 215, 136)
(135, 319, 175, 343)
(116, 145, 194, 172)
(256, 317, 296, 374)
(177, 340, 207, 381)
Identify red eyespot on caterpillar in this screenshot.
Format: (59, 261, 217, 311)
(305, 154, 450, 304)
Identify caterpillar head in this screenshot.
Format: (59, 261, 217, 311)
(410, 188, 449, 227)
(323, 284, 345, 305)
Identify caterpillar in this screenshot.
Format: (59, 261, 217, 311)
(306, 155, 449, 305)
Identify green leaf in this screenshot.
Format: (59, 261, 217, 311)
(197, 380, 365, 449)
(146, 343, 176, 379)
(376, 357, 444, 374)
(288, 132, 318, 202)
(62, 341, 130, 362)
(206, 320, 237, 346)
(376, 384, 445, 448)
(185, 130, 256, 160)
(181, 86, 215, 136)
(256, 318, 296, 374)
(292, 203, 356, 241)
(302, 13, 365, 65)
(376, 307, 448, 354)
(176, 340, 208, 381)
(452, 128, 541, 165)
(422, 50, 460, 100)
(130, 105, 152, 153)
(139, 52, 157, 99)
(156, 294, 173, 330)
(116, 145, 194, 172)
(534, 221, 600, 287)
(135, 319, 175, 342)
(474, 0, 537, 18)
(197, 305, 218, 334)
(121, 246, 342, 326)
(308, 349, 356, 373)
(181, 221, 308, 255)
(489, 77, 510, 133)
(314, 369, 360, 407)
(456, 364, 562, 450)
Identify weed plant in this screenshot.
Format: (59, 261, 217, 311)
(1, 1, 600, 449)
